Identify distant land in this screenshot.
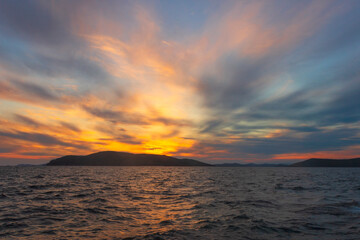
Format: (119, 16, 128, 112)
(45, 152, 360, 167)
(290, 158, 360, 167)
(214, 163, 288, 167)
(16, 164, 36, 167)
(47, 151, 211, 166)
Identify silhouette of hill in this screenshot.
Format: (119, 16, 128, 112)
(47, 151, 211, 166)
(290, 158, 360, 167)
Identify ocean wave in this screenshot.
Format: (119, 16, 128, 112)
(0, 166, 359, 239)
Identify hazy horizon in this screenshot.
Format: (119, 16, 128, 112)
(1, 150, 297, 166)
(0, 0, 359, 165)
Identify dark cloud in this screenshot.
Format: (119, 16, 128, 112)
(173, 127, 359, 162)
(198, 56, 277, 111)
(287, 126, 320, 133)
(0, 0, 113, 89)
(14, 114, 42, 127)
(0, 131, 72, 147)
(224, 124, 320, 135)
(197, 49, 360, 141)
(98, 137, 142, 145)
(0, 131, 93, 152)
(59, 122, 81, 133)
(316, 82, 360, 125)
(213, 128, 358, 156)
(24, 54, 113, 87)
(195, 1, 360, 151)
(85, 106, 193, 127)
(200, 119, 224, 134)
(0, 79, 62, 106)
(296, 5, 360, 62)
(84, 107, 148, 125)
(96, 125, 142, 145)
(14, 114, 82, 134)
(0, 0, 72, 46)
(161, 129, 180, 138)
(153, 117, 192, 127)
(0, 147, 16, 153)
(12, 80, 59, 101)
(234, 80, 360, 128)
(199, 81, 359, 142)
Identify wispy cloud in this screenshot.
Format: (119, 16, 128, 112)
(0, 0, 359, 164)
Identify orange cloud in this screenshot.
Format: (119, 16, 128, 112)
(264, 129, 290, 139)
(273, 145, 360, 160)
(0, 0, 357, 165)
(0, 153, 56, 160)
(190, 0, 344, 63)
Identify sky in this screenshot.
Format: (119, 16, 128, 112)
(0, 0, 359, 165)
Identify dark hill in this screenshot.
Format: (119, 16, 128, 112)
(47, 151, 211, 166)
(290, 158, 360, 167)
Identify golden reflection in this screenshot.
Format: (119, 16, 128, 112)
(106, 168, 200, 238)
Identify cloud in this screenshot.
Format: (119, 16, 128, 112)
(152, 117, 192, 127)
(84, 105, 193, 127)
(0, 147, 16, 153)
(95, 125, 142, 145)
(173, 127, 360, 162)
(273, 145, 360, 161)
(14, 114, 42, 127)
(12, 80, 59, 101)
(0, 78, 63, 107)
(98, 137, 142, 146)
(59, 121, 82, 133)
(192, 1, 360, 159)
(0, 130, 73, 147)
(0, 0, 114, 94)
(0, 0, 73, 46)
(0, 0, 359, 164)
(83, 106, 148, 125)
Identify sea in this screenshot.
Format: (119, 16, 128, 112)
(0, 166, 359, 239)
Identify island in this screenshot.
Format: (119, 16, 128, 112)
(290, 158, 360, 167)
(47, 151, 211, 166)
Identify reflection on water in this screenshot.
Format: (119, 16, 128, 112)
(0, 166, 360, 239)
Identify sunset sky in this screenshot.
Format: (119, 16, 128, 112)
(0, 0, 359, 165)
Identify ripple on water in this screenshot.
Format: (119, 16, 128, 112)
(0, 166, 359, 239)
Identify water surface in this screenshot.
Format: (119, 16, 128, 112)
(0, 166, 359, 239)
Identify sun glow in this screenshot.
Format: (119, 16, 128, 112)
(0, 0, 359, 164)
